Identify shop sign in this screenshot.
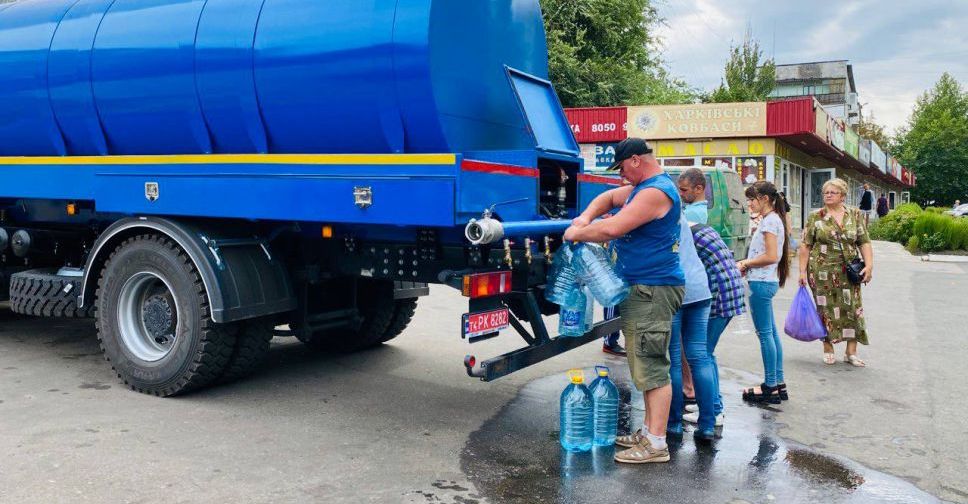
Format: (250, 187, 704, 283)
(827, 117, 845, 151)
(628, 103, 767, 140)
(654, 139, 774, 157)
(814, 105, 829, 140)
(844, 127, 860, 159)
(566, 107, 628, 143)
(858, 139, 872, 166)
(870, 142, 887, 173)
(580, 142, 622, 171)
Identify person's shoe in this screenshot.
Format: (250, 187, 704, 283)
(693, 428, 717, 443)
(614, 429, 645, 448)
(683, 396, 697, 406)
(602, 342, 626, 357)
(684, 404, 699, 413)
(614, 440, 670, 464)
(777, 383, 789, 401)
(682, 412, 725, 427)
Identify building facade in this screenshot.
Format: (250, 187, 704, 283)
(567, 98, 913, 231)
(770, 60, 861, 126)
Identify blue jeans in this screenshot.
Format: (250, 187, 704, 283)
(748, 281, 784, 387)
(669, 299, 714, 431)
(603, 305, 620, 347)
(707, 316, 732, 416)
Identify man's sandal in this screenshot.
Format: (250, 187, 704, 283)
(614, 429, 645, 448)
(823, 353, 836, 365)
(845, 354, 866, 367)
(614, 441, 670, 464)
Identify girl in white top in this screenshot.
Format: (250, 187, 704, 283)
(736, 181, 790, 404)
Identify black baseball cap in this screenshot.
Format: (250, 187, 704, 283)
(607, 138, 653, 171)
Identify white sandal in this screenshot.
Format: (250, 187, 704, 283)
(823, 353, 836, 365)
(845, 354, 866, 367)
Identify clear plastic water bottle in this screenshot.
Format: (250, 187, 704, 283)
(559, 369, 593, 453)
(573, 243, 629, 307)
(589, 365, 619, 446)
(558, 287, 588, 337)
(583, 286, 595, 329)
(545, 243, 578, 306)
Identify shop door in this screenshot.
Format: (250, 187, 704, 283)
(805, 168, 836, 223)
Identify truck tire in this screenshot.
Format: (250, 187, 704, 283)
(305, 280, 396, 352)
(9, 268, 93, 318)
(380, 299, 417, 344)
(218, 319, 274, 384)
(95, 235, 236, 396)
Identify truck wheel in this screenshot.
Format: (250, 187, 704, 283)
(218, 319, 274, 384)
(9, 268, 94, 318)
(95, 235, 236, 396)
(380, 299, 417, 344)
(305, 280, 396, 352)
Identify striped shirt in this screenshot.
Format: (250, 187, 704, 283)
(690, 224, 746, 318)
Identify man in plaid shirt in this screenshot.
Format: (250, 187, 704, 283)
(681, 223, 746, 427)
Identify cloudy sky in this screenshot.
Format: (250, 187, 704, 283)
(654, 0, 968, 134)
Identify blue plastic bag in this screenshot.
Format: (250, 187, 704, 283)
(784, 286, 828, 342)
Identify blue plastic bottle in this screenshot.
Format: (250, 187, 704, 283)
(589, 365, 619, 446)
(583, 286, 595, 330)
(558, 287, 588, 337)
(573, 243, 629, 307)
(545, 243, 578, 305)
(559, 369, 593, 452)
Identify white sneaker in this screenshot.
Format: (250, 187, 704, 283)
(684, 404, 699, 413)
(682, 411, 724, 427)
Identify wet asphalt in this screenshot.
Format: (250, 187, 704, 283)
(0, 242, 964, 503)
(461, 365, 944, 504)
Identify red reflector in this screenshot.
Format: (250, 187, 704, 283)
(461, 271, 512, 298)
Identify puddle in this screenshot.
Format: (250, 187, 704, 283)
(461, 366, 945, 503)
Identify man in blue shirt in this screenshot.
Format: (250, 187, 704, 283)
(565, 138, 685, 464)
(678, 167, 709, 225)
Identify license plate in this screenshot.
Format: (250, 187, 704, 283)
(462, 308, 510, 339)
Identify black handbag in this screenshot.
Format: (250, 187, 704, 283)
(833, 210, 865, 285)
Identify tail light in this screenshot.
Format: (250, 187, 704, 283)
(462, 271, 512, 298)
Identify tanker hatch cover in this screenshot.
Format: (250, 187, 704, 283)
(505, 67, 580, 156)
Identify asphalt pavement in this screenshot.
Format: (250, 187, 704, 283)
(0, 241, 965, 503)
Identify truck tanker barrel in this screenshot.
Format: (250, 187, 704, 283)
(0, 0, 549, 156)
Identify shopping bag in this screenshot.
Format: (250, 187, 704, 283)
(783, 286, 827, 342)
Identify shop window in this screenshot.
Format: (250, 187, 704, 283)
(736, 157, 767, 185)
(663, 158, 696, 167)
(702, 157, 734, 172)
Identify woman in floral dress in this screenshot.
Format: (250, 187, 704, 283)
(798, 178, 875, 367)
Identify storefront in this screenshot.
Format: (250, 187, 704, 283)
(566, 98, 914, 232)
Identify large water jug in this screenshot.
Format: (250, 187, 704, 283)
(558, 287, 588, 337)
(583, 286, 595, 329)
(559, 369, 593, 453)
(589, 365, 619, 446)
(573, 243, 629, 307)
(545, 243, 579, 305)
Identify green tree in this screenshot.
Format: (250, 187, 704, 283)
(705, 31, 776, 103)
(541, 0, 696, 107)
(856, 111, 892, 149)
(894, 73, 968, 206)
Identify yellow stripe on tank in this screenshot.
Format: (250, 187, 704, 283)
(0, 153, 458, 166)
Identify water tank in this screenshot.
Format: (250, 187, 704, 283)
(0, 0, 549, 156)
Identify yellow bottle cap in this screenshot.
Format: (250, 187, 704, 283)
(568, 369, 584, 384)
(596, 365, 609, 377)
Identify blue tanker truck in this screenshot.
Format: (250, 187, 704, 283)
(0, 0, 622, 396)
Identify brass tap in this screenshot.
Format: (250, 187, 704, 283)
(524, 237, 533, 265)
(503, 238, 512, 267)
(543, 236, 553, 264)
